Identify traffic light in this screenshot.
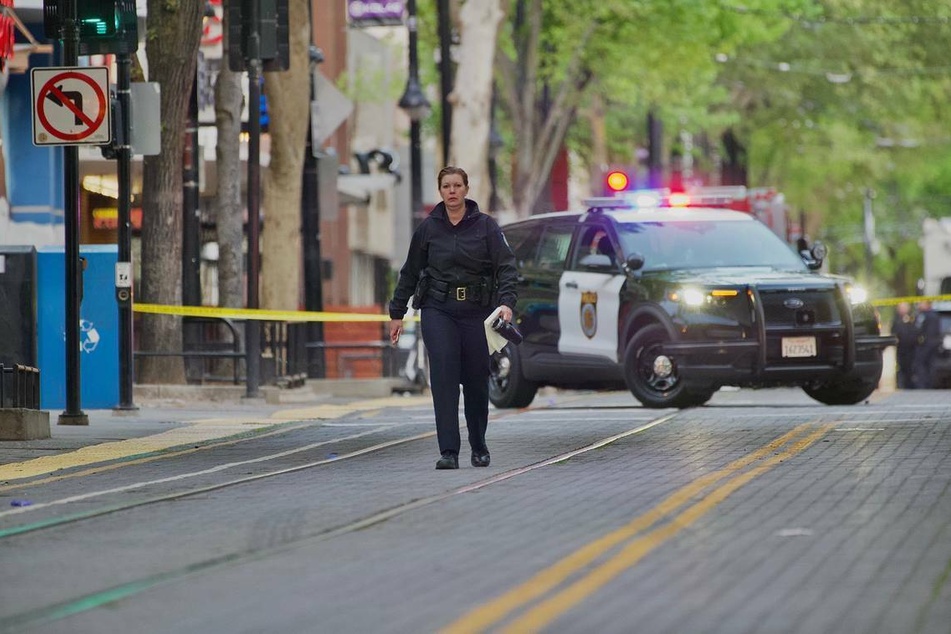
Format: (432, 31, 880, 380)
(228, 0, 290, 72)
(43, 0, 138, 55)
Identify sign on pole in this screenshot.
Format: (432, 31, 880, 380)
(31, 66, 111, 146)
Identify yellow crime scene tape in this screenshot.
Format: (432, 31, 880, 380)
(133, 303, 418, 323)
(870, 294, 951, 308)
(133, 292, 950, 322)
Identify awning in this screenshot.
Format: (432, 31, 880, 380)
(337, 173, 398, 206)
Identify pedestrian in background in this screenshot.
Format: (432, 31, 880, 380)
(891, 301, 918, 389)
(913, 300, 941, 389)
(388, 166, 518, 470)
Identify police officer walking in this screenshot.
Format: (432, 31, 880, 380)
(388, 166, 518, 470)
(913, 300, 942, 389)
(891, 301, 918, 389)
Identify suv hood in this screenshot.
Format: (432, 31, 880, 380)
(654, 267, 839, 290)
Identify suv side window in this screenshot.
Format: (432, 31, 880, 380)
(570, 224, 618, 270)
(502, 224, 541, 269)
(535, 223, 575, 270)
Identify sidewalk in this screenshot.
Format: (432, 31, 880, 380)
(0, 378, 429, 482)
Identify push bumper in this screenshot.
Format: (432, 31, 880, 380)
(661, 334, 897, 384)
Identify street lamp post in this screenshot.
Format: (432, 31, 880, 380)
(399, 0, 431, 229)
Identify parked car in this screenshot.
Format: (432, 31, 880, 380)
(489, 194, 896, 409)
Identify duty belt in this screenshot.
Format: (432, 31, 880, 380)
(428, 283, 481, 302)
(426, 278, 489, 304)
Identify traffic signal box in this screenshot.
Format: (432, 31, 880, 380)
(44, 0, 138, 56)
(227, 0, 290, 72)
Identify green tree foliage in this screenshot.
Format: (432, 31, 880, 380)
(413, 0, 948, 295)
(719, 0, 951, 295)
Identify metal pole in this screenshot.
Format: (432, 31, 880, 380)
(302, 65, 325, 379)
(863, 188, 875, 283)
(183, 71, 202, 382)
(245, 5, 262, 398)
(115, 52, 136, 411)
(59, 0, 88, 425)
(407, 0, 424, 228)
(410, 121, 423, 228)
(437, 0, 451, 166)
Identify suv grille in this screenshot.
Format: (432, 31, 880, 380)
(759, 288, 845, 366)
(760, 289, 841, 327)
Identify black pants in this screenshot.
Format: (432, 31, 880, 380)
(420, 301, 493, 455)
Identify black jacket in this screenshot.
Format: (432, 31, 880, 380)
(389, 199, 518, 319)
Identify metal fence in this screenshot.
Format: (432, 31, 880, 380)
(0, 364, 41, 409)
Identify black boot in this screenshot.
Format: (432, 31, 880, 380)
(471, 451, 491, 467)
(435, 452, 459, 470)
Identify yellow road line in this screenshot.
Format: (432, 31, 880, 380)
(503, 425, 831, 632)
(440, 422, 824, 634)
(0, 396, 432, 483)
(0, 421, 314, 494)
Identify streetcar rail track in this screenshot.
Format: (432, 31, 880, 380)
(0, 412, 677, 632)
(0, 402, 664, 539)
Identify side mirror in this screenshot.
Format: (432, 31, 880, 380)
(801, 241, 826, 270)
(625, 253, 645, 272)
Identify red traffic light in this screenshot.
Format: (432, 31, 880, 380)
(605, 170, 630, 192)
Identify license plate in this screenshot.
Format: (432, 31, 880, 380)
(782, 336, 817, 358)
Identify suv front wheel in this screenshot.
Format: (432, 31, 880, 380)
(488, 344, 538, 409)
(623, 324, 714, 409)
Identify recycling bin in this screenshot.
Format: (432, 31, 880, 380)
(37, 245, 119, 409)
(0, 246, 37, 369)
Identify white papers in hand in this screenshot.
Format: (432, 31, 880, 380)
(483, 306, 508, 355)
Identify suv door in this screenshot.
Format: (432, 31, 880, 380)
(517, 219, 576, 350)
(558, 223, 626, 360)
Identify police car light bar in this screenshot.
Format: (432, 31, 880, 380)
(585, 186, 751, 211)
(583, 197, 638, 211)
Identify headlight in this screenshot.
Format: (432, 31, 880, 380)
(669, 287, 739, 307)
(846, 285, 868, 305)
(682, 288, 706, 306)
(669, 287, 707, 306)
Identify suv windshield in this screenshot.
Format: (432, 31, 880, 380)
(616, 219, 806, 271)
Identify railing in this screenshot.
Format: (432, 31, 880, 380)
(134, 317, 307, 387)
(132, 315, 414, 389)
(305, 340, 401, 379)
(0, 364, 41, 409)
(135, 316, 243, 385)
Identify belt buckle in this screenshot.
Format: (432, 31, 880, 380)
(456, 287, 466, 301)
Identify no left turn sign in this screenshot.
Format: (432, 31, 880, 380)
(31, 66, 111, 146)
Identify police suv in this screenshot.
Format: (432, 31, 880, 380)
(489, 190, 896, 409)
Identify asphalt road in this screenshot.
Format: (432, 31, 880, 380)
(0, 387, 949, 633)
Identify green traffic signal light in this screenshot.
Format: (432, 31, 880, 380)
(78, 0, 118, 39)
(43, 0, 137, 54)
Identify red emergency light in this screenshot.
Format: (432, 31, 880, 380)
(605, 170, 630, 192)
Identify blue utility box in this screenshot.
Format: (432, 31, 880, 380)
(37, 245, 119, 410)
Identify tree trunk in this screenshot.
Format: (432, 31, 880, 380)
(210, 4, 246, 381)
(261, 0, 311, 310)
(214, 7, 244, 311)
(448, 0, 504, 208)
(500, 2, 598, 218)
(139, 0, 204, 384)
(588, 92, 607, 195)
